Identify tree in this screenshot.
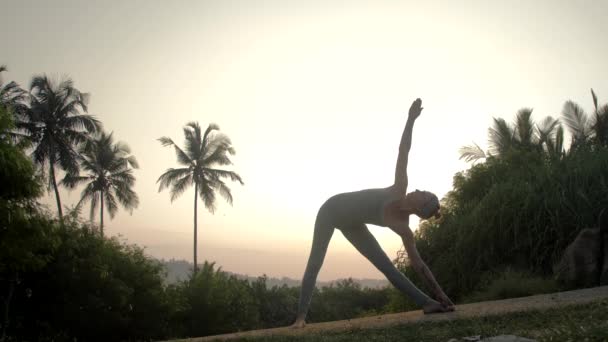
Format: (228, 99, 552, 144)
(0, 65, 27, 114)
(16, 75, 101, 220)
(460, 108, 564, 162)
(62, 131, 139, 236)
(157, 122, 243, 273)
(562, 89, 608, 148)
(0, 105, 48, 341)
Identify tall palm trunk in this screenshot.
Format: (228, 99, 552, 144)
(100, 189, 104, 237)
(49, 154, 63, 221)
(193, 182, 198, 274)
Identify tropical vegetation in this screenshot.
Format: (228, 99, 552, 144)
(2, 64, 608, 341)
(15, 75, 101, 220)
(395, 89, 608, 301)
(157, 122, 243, 273)
(62, 131, 139, 236)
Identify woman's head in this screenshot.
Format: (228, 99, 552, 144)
(404, 190, 441, 219)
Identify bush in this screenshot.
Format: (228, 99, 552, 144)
(307, 279, 393, 323)
(461, 268, 560, 303)
(166, 262, 260, 338)
(406, 147, 608, 300)
(11, 222, 170, 342)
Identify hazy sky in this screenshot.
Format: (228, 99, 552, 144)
(2, 0, 608, 280)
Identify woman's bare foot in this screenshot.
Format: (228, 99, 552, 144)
(291, 319, 306, 329)
(423, 300, 455, 314)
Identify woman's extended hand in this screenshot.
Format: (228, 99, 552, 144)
(436, 291, 455, 309)
(408, 98, 423, 120)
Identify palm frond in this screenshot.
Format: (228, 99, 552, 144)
(77, 183, 98, 221)
(203, 141, 235, 166)
(157, 167, 192, 192)
(554, 125, 564, 156)
(213, 179, 234, 205)
(488, 118, 514, 155)
(514, 108, 536, 146)
(113, 179, 139, 213)
(31, 134, 52, 165)
(104, 191, 119, 218)
(562, 100, 590, 141)
(536, 116, 560, 151)
(591, 88, 598, 113)
(593, 104, 608, 146)
(203, 168, 244, 185)
(459, 143, 487, 162)
(159, 136, 192, 166)
(537, 116, 560, 138)
(184, 122, 202, 160)
(201, 123, 220, 148)
(0, 81, 28, 107)
(109, 170, 136, 188)
(158, 136, 175, 147)
(169, 174, 193, 202)
(63, 129, 92, 147)
(55, 136, 80, 174)
(62, 114, 101, 134)
(198, 180, 217, 213)
(126, 155, 139, 169)
(61, 174, 94, 189)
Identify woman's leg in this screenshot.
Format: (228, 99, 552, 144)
(294, 210, 335, 326)
(340, 224, 432, 307)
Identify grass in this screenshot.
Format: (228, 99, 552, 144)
(240, 299, 608, 342)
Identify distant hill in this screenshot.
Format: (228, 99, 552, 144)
(159, 259, 388, 289)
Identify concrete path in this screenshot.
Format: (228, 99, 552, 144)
(162, 286, 608, 342)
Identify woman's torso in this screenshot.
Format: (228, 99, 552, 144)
(322, 186, 402, 228)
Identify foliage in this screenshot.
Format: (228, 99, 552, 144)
(562, 89, 608, 148)
(15, 75, 101, 219)
(0, 106, 40, 200)
(461, 268, 560, 303)
(0, 65, 27, 116)
(157, 122, 243, 272)
(157, 122, 244, 210)
(62, 131, 139, 235)
(406, 148, 608, 299)
(250, 275, 300, 328)
(307, 279, 393, 323)
(166, 262, 260, 338)
(460, 108, 564, 162)
(407, 92, 608, 300)
(3, 217, 170, 342)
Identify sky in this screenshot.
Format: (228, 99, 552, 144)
(2, 0, 608, 281)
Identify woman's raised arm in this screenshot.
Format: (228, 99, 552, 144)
(394, 98, 423, 192)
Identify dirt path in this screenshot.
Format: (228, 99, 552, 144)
(161, 286, 608, 342)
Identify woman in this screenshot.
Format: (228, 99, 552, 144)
(293, 98, 454, 328)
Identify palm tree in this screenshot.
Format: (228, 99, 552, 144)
(16, 75, 101, 220)
(562, 89, 608, 148)
(62, 132, 139, 236)
(460, 108, 564, 162)
(157, 122, 243, 273)
(0, 65, 27, 114)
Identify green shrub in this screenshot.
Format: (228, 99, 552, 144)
(461, 268, 560, 303)
(166, 262, 260, 338)
(408, 147, 608, 300)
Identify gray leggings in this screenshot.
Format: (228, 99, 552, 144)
(296, 211, 432, 319)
